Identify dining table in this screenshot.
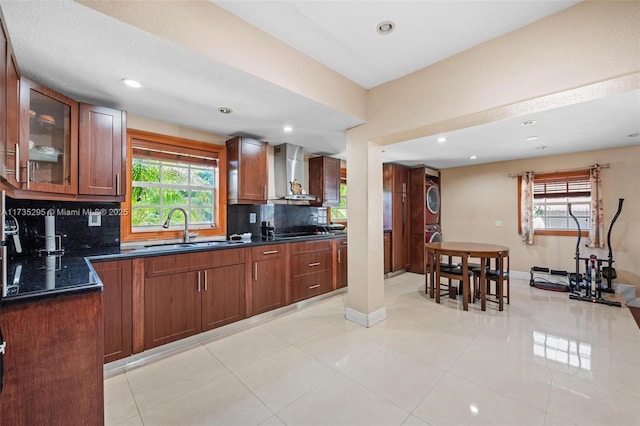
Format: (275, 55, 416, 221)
(425, 241, 510, 311)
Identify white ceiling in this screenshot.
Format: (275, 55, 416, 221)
(1, 0, 638, 169)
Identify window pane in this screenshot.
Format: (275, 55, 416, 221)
(162, 189, 189, 205)
(132, 186, 160, 205)
(190, 208, 213, 224)
(191, 168, 214, 187)
(132, 208, 162, 226)
(132, 160, 160, 183)
(190, 190, 213, 207)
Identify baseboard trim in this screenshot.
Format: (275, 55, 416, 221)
(345, 306, 387, 328)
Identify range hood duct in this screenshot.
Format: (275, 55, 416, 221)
(273, 143, 318, 201)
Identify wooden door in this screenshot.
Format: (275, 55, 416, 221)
(93, 259, 133, 364)
(336, 238, 348, 288)
(79, 104, 125, 197)
(144, 271, 201, 349)
(323, 156, 340, 205)
(201, 264, 246, 331)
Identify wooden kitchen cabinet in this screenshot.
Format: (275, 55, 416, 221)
(250, 244, 285, 315)
(335, 236, 348, 288)
(226, 136, 268, 204)
(0, 14, 20, 186)
(290, 240, 333, 303)
(308, 155, 340, 206)
(144, 248, 246, 349)
(19, 77, 78, 194)
(383, 231, 391, 274)
(0, 291, 104, 425)
(383, 163, 409, 272)
(93, 259, 133, 364)
(79, 103, 126, 197)
(201, 263, 246, 331)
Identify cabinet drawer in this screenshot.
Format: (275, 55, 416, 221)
(251, 244, 285, 260)
(291, 250, 332, 278)
(145, 248, 245, 277)
(290, 240, 332, 254)
(291, 270, 332, 303)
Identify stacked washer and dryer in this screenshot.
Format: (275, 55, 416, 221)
(425, 178, 442, 243)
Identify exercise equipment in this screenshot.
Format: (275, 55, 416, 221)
(529, 266, 570, 292)
(568, 198, 624, 307)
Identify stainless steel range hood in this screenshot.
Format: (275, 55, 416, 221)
(273, 143, 318, 201)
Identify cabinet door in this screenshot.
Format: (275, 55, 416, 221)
(19, 78, 78, 194)
(0, 20, 6, 179)
(383, 232, 391, 274)
(226, 136, 267, 204)
(79, 104, 125, 196)
(93, 259, 132, 364)
(144, 271, 201, 349)
(336, 238, 348, 288)
(201, 264, 246, 331)
(309, 156, 340, 206)
(253, 257, 285, 315)
(5, 52, 19, 186)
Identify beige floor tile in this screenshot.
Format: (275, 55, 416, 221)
(547, 370, 640, 426)
(204, 326, 292, 373)
(544, 413, 577, 426)
(235, 345, 337, 412)
(341, 345, 446, 412)
(402, 414, 430, 425)
(139, 373, 273, 426)
(449, 345, 554, 411)
(276, 373, 409, 425)
(104, 373, 139, 426)
(412, 372, 547, 425)
(259, 415, 286, 425)
(113, 415, 144, 426)
(126, 345, 230, 413)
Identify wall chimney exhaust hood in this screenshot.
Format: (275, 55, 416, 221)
(273, 143, 318, 201)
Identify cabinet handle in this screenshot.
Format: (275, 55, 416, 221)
(338, 250, 341, 264)
(308, 262, 320, 267)
(197, 271, 201, 293)
(262, 250, 278, 255)
(253, 262, 258, 281)
(115, 173, 121, 196)
(204, 270, 208, 292)
(25, 161, 30, 189)
(342, 241, 348, 246)
(14, 144, 20, 183)
(309, 284, 320, 290)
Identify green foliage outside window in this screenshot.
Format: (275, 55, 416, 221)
(131, 157, 217, 229)
(332, 183, 347, 220)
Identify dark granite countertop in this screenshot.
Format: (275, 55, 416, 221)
(2, 233, 347, 305)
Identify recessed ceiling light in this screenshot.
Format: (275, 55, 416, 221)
(526, 136, 539, 141)
(376, 20, 395, 35)
(536, 145, 548, 150)
(121, 78, 142, 88)
(469, 155, 477, 160)
(521, 120, 536, 126)
(283, 126, 293, 133)
(628, 132, 640, 137)
(218, 107, 233, 114)
(437, 136, 446, 143)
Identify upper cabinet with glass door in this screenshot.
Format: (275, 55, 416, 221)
(19, 78, 78, 194)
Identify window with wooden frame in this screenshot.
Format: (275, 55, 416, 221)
(518, 170, 590, 236)
(121, 129, 226, 242)
(330, 167, 347, 222)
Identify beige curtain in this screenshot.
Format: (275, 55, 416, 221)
(520, 171, 534, 245)
(588, 165, 605, 248)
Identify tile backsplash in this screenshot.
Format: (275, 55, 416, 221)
(227, 204, 328, 236)
(5, 197, 121, 255)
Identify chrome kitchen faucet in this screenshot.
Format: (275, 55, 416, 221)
(163, 207, 198, 243)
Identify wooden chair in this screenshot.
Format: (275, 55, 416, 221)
(473, 252, 510, 311)
(434, 249, 473, 311)
(426, 252, 457, 298)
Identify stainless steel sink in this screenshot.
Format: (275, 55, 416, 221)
(137, 241, 230, 251)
